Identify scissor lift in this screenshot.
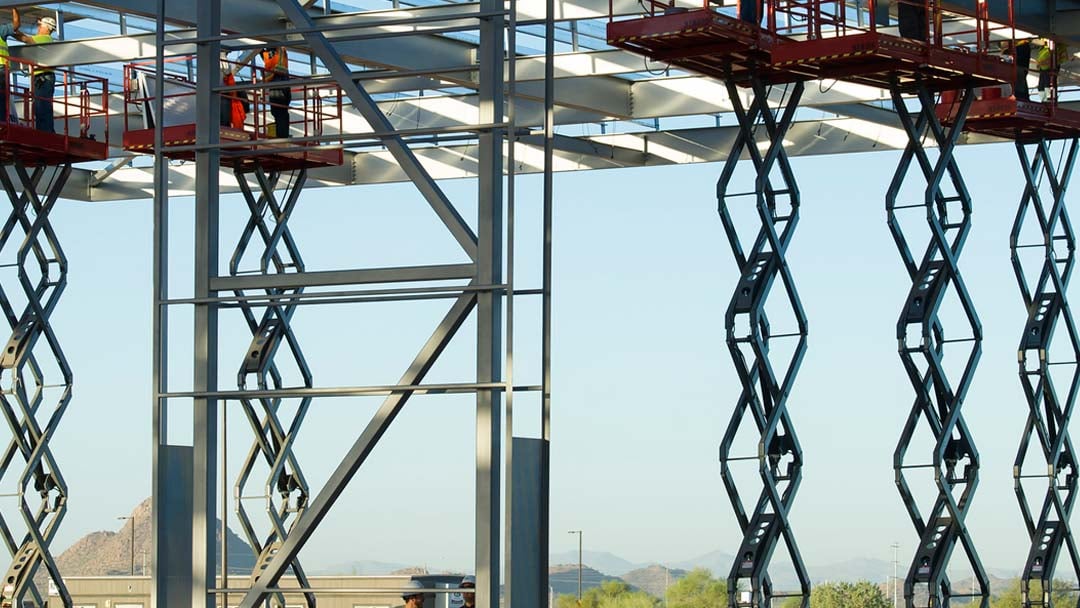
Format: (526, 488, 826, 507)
(0, 57, 108, 608)
(935, 54, 1080, 607)
(122, 55, 346, 608)
(608, 0, 1016, 604)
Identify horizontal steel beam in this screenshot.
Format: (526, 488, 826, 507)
(207, 263, 476, 291)
(63, 117, 1006, 202)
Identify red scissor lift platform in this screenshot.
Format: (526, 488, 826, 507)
(0, 57, 109, 166)
(122, 57, 345, 172)
(608, 0, 1018, 90)
(937, 96, 1080, 141)
(770, 32, 1015, 91)
(606, 5, 798, 83)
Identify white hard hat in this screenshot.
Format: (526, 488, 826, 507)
(402, 579, 425, 599)
(461, 575, 476, 586)
(40, 17, 56, 32)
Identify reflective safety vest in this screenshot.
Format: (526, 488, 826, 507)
(1037, 42, 1069, 71)
(261, 47, 288, 76)
(30, 34, 52, 76)
(0, 39, 8, 68)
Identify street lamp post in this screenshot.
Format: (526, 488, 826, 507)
(568, 530, 582, 602)
(117, 516, 135, 576)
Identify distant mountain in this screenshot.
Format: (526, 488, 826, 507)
(621, 564, 688, 598)
(811, 557, 892, 583)
(671, 549, 736, 576)
(549, 564, 625, 596)
(57, 498, 255, 576)
(550, 550, 643, 576)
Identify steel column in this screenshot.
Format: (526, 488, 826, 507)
(886, 79, 988, 608)
(192, 0, 222, 606)
(717, 72, 810, 608)
(1010, 137, 1080, 608)
(0, 162, 74, 608)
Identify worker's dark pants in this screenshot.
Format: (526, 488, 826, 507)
(739, 0, 764, 24)
(897, 2, 926, 41)
(33, 72, 54, 133)
(268, 74, 291, 138)
(1015, 42, 1032, 100)
(0, 66, 7, 124)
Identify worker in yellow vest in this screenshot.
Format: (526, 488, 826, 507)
(0, 8, 20, 124)
(14, 15, 56, 132)
(261, 46, 290, 138)
(1036, 39, 1070, 103)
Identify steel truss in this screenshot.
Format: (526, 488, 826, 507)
(717, 71, 810, 608)
(1010, 137, 1080, 608)
(0, 161, 74, 608)
(230, 165, 316, 608)
(148, 0, 555, 606)
(886, 79, 989, 608)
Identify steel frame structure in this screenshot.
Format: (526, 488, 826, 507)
(887, 80, 989, 608)
(717, 71, 810, 608)
(145, 0, 553, 607)
(1011, 137, 1080, 608)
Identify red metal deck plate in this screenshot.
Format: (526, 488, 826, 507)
(771, 32, 1015, 92)
(937, 98, 1080, 142)
(0, 123, 108, 166)
(124, 124, 344, 171)
(607, 9, 799, 83)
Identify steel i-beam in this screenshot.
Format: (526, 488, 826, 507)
(230, 165, 316, 608)
(1010, 138, 1080, 608)
(887, 78, 989, 608)
(717, 71, 810, 608)
(0, 162, 75, 608)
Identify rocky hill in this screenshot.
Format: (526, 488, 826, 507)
(549, 564, 627, 597)
(57, 498, 256, 576)
(621, 564, 687, 598)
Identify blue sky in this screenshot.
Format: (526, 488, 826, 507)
(30, 137, 1057, 581)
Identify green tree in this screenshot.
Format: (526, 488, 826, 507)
(779, 580, 889, 608)
(665, 568, 728, 608)
(810, 581, 890, 608)
(556, 580, 660, 608)
(991, 578, 1078, 608)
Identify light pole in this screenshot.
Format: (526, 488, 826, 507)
(568, 530, 582, 603)
(891, 542, 899, 608)
(117, 516, 135, 576)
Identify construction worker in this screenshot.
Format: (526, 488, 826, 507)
(15, 14, 56, 132)
(1036, 39, 1070, 103)
(1013, 38, 1033, 101)
(460, 575, 476, 608)
(261, 45, 290, 138)
(401, 580, 428, 608)
(0, 8, 20, 124)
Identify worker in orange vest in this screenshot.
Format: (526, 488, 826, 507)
(261, 46, 290, 138)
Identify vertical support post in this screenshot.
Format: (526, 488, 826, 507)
(151, 0, 171, 602)
(716, 71, 810, 608)
(193, 1, 221, 606)
(1011, 137, 1080, 608)
(476, 0, 505, 600)
(887, 79, 988, 608)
